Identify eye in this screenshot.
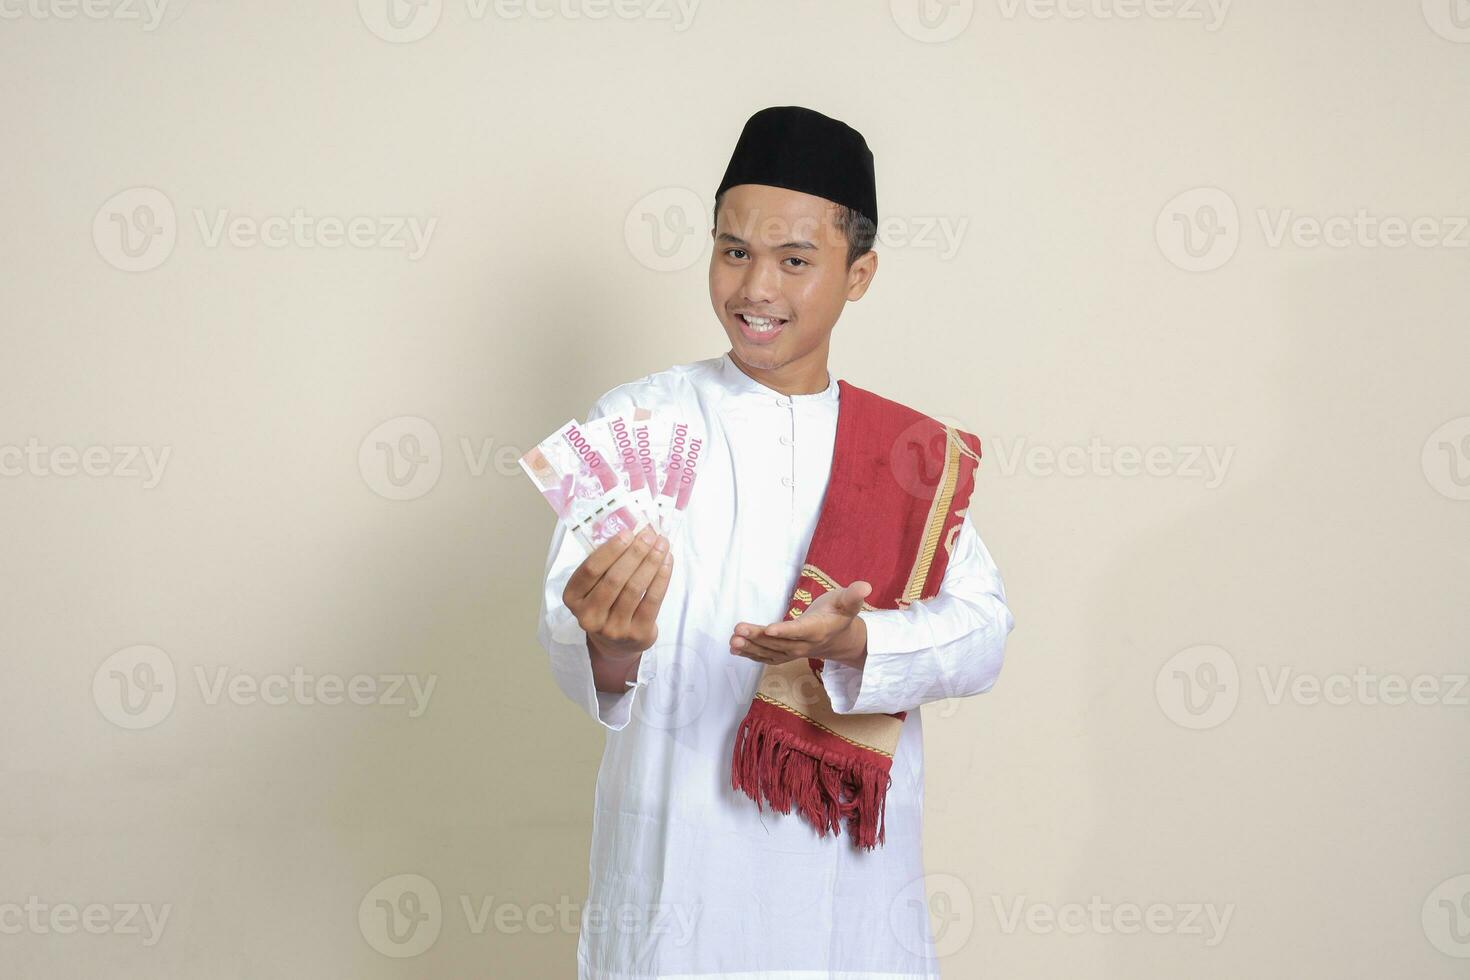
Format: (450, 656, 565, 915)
(725, 248, 748, 260)
(783, 256, 808, 268)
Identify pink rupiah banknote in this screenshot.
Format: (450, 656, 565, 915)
(519, 420, 656, 554)
(653, 420, 704, 536)
(623, 411, 704, 536)
(594, 409, 657, 518)
(620, 408, 660, 505)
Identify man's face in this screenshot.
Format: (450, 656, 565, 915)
(708, 184, 876, 382)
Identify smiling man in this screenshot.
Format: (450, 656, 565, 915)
(536, 105, 1015, 979)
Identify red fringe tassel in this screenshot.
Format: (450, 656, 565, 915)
(730, 707, 892, 850)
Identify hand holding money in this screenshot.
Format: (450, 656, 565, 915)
(523, 405, 702, 685)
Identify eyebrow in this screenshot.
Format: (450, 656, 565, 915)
(715, 232, 819, 251)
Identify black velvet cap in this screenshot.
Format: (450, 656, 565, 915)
(715, 106, 878, 227)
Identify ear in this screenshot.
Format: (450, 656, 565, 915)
(846, 249, 878, 301)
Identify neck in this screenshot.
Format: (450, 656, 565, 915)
(727, 344, 832, 396)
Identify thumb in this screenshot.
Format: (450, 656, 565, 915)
(831, 581, 872, 616)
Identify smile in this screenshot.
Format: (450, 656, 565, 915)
(735, 312, 788, 343)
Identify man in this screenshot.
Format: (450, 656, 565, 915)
(536, 105, 1014, 979)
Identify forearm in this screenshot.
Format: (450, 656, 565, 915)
(822, 513, 1014, 715)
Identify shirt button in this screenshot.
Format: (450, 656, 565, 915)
(781, 476, 794, 487)
(779, 434, 793, 446)
(775, 397, 791, 408)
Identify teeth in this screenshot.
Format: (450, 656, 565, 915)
(741, 314, 782, 333)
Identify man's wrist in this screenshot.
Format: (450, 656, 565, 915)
(587, 634, 645, 692)
(825, 616, 868, 669)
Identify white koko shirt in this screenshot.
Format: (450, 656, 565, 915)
(536, 351, 1015, 980)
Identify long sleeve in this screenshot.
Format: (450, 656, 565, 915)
(820, 510, 1014, 716)
(532, 394, 655, 732)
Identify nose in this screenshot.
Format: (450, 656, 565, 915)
(739, 256, 782, 307)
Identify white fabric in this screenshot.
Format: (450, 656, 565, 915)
(535, 352, 1015, 979)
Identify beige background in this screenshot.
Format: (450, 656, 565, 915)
(3, 1, 1468, 976)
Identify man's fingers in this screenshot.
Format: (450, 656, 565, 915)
(585, 529, 657, 612)
(564, 531, 634, 602)
(760, 616, 817, 640)
(608, 536, 669, 628)
(732, 635, 796, 662)
(737, 629, 807, 655)
(830, 581, 872, 615)
(631, 551, 674, 628)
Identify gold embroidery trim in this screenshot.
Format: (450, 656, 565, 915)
(753, 692, 896, 759)
(902, 426, 961, 602)
(955, 434, 981, 464)
(794, 563, 878, 612)
(800, 563, 841, 593)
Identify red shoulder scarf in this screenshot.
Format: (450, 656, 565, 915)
(729, 379, 983, 849)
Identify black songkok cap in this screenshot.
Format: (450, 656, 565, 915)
(715, 105, 878, 228)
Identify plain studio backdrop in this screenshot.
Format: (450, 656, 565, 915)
(2, 1, 1467, 977)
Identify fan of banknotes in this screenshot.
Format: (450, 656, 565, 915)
(519, 408, 704, 554)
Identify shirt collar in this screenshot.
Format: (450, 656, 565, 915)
(717, 351, 839, 404)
